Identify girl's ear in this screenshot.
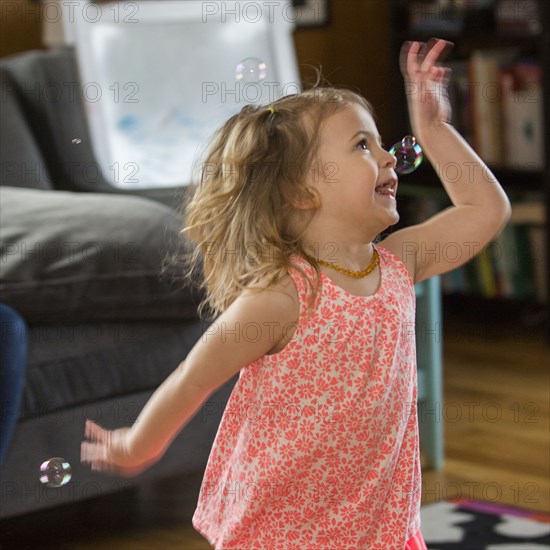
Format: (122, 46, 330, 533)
(291, 186, 320, 211)
(291, 159, 323, 210)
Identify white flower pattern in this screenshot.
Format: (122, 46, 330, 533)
(192, 246, 422, 549)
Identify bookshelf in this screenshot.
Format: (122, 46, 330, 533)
(390, 0, 549, 341)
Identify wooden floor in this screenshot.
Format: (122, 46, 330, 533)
(1, 311, 548, 549)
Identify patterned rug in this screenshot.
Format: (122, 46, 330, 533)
(420, 499, 550, 549)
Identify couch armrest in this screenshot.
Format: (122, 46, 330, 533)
(99, 185, 190, 210)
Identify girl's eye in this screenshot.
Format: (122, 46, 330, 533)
(357, 139, 369, 150)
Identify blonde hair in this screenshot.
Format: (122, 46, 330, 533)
(169, 85, 374, 319)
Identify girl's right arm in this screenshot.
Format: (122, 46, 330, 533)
(81, 275, 299, 476)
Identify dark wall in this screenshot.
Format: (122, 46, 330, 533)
(294, 0, 394, 141)
(0, 0, 45, 58)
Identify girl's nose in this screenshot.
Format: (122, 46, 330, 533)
(381, 149, 397, 169)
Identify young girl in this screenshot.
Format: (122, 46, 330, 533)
(81, 39, 511, 549)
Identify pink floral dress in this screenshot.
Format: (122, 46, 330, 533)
(192, 246, 422, 549)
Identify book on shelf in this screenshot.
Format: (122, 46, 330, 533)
(510, 223, 537, 298)
(492, 221, 515, 296)
(476, 245, 499, 298)
(413, 192, 548, 302)
(407, 0, 465, 34)
(495, 0, 542, 35)
(448, 48, 544, 170)
(510, 201, 545, 225)
(402, 171, 546, 303)
(529, 225, 548, 302)
(446, 59, 474, 144)
(469, 47, 519, 166)
(500, 60, 543, 170)
(407, 0, 500, 35)
(441, 219, 546, 302)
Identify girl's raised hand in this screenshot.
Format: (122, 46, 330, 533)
(81, 419, 158, 477)
(400, 38, 453, 137)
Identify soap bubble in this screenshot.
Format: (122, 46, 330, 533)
(72, 138, 81, 144)
(389, 135, 423, 175)
(235, 58, 267, 83)
(39, 457, 72, 487)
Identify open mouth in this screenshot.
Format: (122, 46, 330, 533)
(375, 180, 397, 197)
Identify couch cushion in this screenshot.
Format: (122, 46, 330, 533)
(20, 320, 210, 420)
(0, 186, 202, 323)
(0, 68, 53, 189)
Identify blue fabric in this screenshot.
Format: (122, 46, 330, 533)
(0, 304, 27, 463)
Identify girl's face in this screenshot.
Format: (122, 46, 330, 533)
(309, 103, 399, 238)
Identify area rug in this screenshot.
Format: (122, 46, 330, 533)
(420, 499, 550, 549)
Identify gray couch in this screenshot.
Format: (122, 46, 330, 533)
(0, 46, 237, 519)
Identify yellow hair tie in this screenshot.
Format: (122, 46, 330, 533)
(267, 107, 275, 114)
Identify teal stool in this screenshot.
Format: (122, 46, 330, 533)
(414, 276, 444, 470)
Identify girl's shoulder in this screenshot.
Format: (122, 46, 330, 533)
(243, 273, 300, 356)
(377, 234, 417, 283)
(243, 273, 299, 313)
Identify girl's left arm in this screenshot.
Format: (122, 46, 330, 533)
(387, 39, 512, 283)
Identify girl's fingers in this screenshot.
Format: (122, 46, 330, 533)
(420, 39, 453, 73)
(82, 423, 143, 476)
(81, 440, 109, 461)
(401, 38, 453, 80)
(85, 419, 109, 443)
(430, 66, 446, 82)
(400, 40, 420, 79)
(81, 441, 114, 472)
(400, 40, 414, 75)
(81, 440, 145, 477)
(433, 66, 452, 85)
(81, 442, 121, 474)
(82, 421, 115, 468)
(407, 41, 422, 74)
(85, 419, 97, 439)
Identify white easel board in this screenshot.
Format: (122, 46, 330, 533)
(71, 1, 300, 187)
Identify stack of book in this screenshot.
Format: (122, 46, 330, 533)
(404, 194, 546, 302)
(434, 198, 546, 302)
(447, 50, 543, 170)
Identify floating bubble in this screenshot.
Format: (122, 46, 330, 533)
(39, 457, 72, 488)
(72, 138, 81, 144)
(235, 58, 267, 83)
(389, 135, 423, 175)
